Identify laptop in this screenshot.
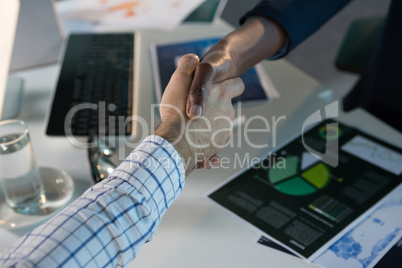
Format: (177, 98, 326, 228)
(46, 32, 141, 137)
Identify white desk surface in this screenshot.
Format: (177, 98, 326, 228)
(1, 20, 401, 268)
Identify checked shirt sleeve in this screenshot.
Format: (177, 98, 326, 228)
(0, 135, 186, 268)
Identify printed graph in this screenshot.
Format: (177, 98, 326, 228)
(268, 154, 331, 196)
(309, 195, 353, 222)
(342, 135, 402, 175)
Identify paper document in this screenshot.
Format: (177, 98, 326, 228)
(342, 135, 402, 175)
(183, 0, 227, 24)
(372, 237, 402, 267)
(314, 183, 402, 268)
(257, 183, 402, 267)
(56, 0, 205, 31)
(208, 120, 402, 261)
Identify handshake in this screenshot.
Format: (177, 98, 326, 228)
(152, 14, 286, 176)
(154, 53, 244, 176)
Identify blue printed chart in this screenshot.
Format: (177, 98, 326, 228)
(314, 184, 402, 268)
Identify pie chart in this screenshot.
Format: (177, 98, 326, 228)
(268, 154, 330, 196)
(319, 125, 342, 140)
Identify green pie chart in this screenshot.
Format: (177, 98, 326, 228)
(319, 125, 342, 140)
(268, 155, 330, 196)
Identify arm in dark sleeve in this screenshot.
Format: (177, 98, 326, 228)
(240, 0, 352, 57)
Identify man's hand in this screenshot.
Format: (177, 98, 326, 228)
(154, 54, 244, 175)
(186, 16, 286, 118)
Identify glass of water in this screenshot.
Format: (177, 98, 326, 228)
(0, 120, 45, 214)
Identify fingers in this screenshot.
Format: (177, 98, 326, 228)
(176, 53, 200, 75)
(227, 77, 245, 99)
(212, 77, 245, 100)
(196, 154, 221, 169)
(161, 54, 199, 110)
(186, 62, 215, 118)
(209, 155, 221, 167)
(163, 54, 199, 96)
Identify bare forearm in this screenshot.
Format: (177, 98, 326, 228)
(229, 16, 286, 73)
(202, 16, 286, 80)
(154, 122, 195, 176)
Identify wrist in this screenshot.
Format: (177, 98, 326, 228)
(201, 40, 237, 81)
(154, 121, 195, 176)
(222, 16, 286, 74)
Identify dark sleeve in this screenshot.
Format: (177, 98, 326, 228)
(240, 0, 352, 57)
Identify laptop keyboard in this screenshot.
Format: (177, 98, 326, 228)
(46, 33, 134, 136)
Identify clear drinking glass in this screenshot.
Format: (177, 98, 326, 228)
(0, 120, 45, 214)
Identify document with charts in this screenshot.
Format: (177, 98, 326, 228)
(56, 0, 205, 31)
(257, 183, 402, 267)
(208, 119, 402, 261)
(183, 0, 227, 24)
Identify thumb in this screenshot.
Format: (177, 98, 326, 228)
(161, 54, 200, 109)
(186, 62, 216, 118)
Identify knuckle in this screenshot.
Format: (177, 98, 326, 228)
(228, 107, 236, 120)
(237, 78, 245, 93)
(177, 54, 199, 74)
(189, 89, 206, 105)
(189, 85, 210, 106)
(222, 77, 245, 97)
(218, 87, 231, 100)
(182, 53, 199, 63)
(234, 77, 244, 85)
(197, 62, 215, 75)
(176, 69, 192, 78)
(171, 73, 186, 84)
